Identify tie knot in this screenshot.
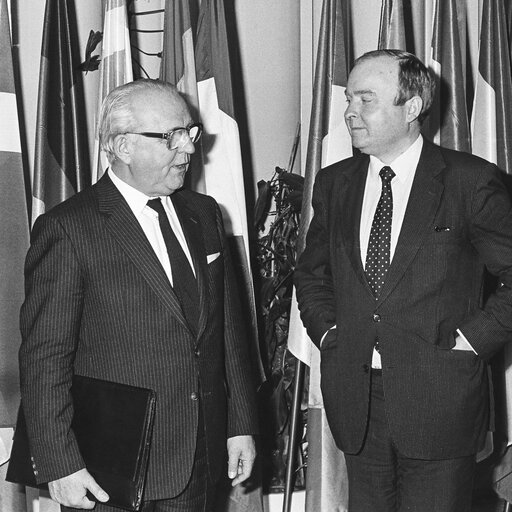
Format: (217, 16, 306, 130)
(379, 166, 395, 183)
(147, 198, 165, 215)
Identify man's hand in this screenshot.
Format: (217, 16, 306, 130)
(48, 468, 109, 509)
(226, 435, 256, 486)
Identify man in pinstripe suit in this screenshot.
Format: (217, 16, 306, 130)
(18, 79, 258, 511)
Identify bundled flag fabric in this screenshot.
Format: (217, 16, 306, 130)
(378, 0, 406, 50)
(32, 0, 90, 223)
(471, 0, 512, 502)
(427, 0, 471, 152)
(160, 0, 204, 190)
(0, 0, 29, 430)
(287, 0, 352, 510)
(92, 0, 133, 183)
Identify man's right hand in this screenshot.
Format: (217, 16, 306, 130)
(48, 468, 109, 509)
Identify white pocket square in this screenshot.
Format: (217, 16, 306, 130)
(207, 252, 221, 264)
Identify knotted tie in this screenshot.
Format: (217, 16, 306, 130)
(147, 198, 199, 331)
(365, 166, 395, 298)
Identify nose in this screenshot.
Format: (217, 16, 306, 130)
(176, 136, 196, 154)
(344, 102, 358, 121)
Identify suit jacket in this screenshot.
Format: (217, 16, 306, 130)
(18, 173, 258, 500)
(295, 139, 512, 459)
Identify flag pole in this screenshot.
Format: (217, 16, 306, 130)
(282, 358, 306, 512)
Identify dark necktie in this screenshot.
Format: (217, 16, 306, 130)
(365, 166, 395, 298)
(147, 198, 199, 331)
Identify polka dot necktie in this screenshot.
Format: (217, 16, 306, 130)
(365, 166, 395, 298)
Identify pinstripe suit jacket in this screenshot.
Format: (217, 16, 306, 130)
(18, 172, 258, 500)
(295, 139, 512, 459)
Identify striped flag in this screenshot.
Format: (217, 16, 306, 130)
(0, 0, 29, 429)
(378, 0, 406, 50)
(471, 0, 512, 500)
(194, 0, 265, 387)
(287, 0, 352, 510)
(92, 0, 133, 183)
(160, 0, 204, 190)
(471, 0, 512, 173)
(32, 0, 90, 222)
(427, 0, 471, 152)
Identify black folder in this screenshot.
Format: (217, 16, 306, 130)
(6, 375, 157, 512)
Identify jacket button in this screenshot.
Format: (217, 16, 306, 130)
(190, 392, 199, 401)
(362, 364, 370, 373)
(194, 349, 200, 357)
(373, 313, 381, 322)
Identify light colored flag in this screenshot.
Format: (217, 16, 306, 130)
(0, 0, 29, 431)
(287, 0, 352, 510)
(32, 0, 90, 223)
(92, 0, 133, 183)
(470, 0, 512, 500)
(195, 0, 265, 388)
(427, 0, 471, 152)
(378, 0, 406, 50)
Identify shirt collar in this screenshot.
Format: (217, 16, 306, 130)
(368, 134, 423, 183)
(108, 168, 160, 215)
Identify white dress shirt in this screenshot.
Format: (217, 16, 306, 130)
(108, 169, 195, 286)
(361, 136, 423, 368)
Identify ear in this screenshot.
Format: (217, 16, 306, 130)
(112, 134, 132, 164)
(405, 96, 423, 124)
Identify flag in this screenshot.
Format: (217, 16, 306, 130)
(471, 0, 512, 174)
(0, 0, 29, 430)
(471, 0, 512, 499)
(160, 0, 204, 190)
(378, 0, 406, 50)
(92, 0, 133, 183)
(427, 0, 471, 152)
(194, 0, 265, 387)
(32, 0, 90, 223)
(287, 0, 352, 510)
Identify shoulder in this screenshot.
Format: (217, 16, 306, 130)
(315, 153, 368, 185)
(423, 139, 500, 177)
(33, 185, 98, 232)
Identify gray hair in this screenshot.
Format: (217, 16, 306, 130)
(97, 79, 182, 163)
(354, 49, 436, 124)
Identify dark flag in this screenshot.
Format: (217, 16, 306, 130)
(427, 0, 471, 152)
(32, 0, 90, 222)
(378, 0, 406, 50)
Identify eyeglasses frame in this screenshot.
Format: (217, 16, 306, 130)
(124, 122, 203, 151)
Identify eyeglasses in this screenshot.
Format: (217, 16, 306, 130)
(125, 123, 203, 151)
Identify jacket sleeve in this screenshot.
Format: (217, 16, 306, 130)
(294, 171, 337, 347)
(215, 203, 259, 438)
(19, 214, 85, 483)
(458, 164, 512, 359)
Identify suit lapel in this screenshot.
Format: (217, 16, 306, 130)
(338, 155, 371, 292)
(96, 174, 192, 333)
(378, 140, 445, 304)
(171, 193, 209, 341)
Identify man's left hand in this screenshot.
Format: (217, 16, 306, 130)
(226, 435, 256, 486)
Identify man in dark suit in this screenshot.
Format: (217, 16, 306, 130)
(18, 79, 258, 511)
(295, 50, 512, 511)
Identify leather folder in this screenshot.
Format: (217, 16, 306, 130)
(6, 375, 157, 512)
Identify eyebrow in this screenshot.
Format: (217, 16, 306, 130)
(345, 89, 376, 97)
